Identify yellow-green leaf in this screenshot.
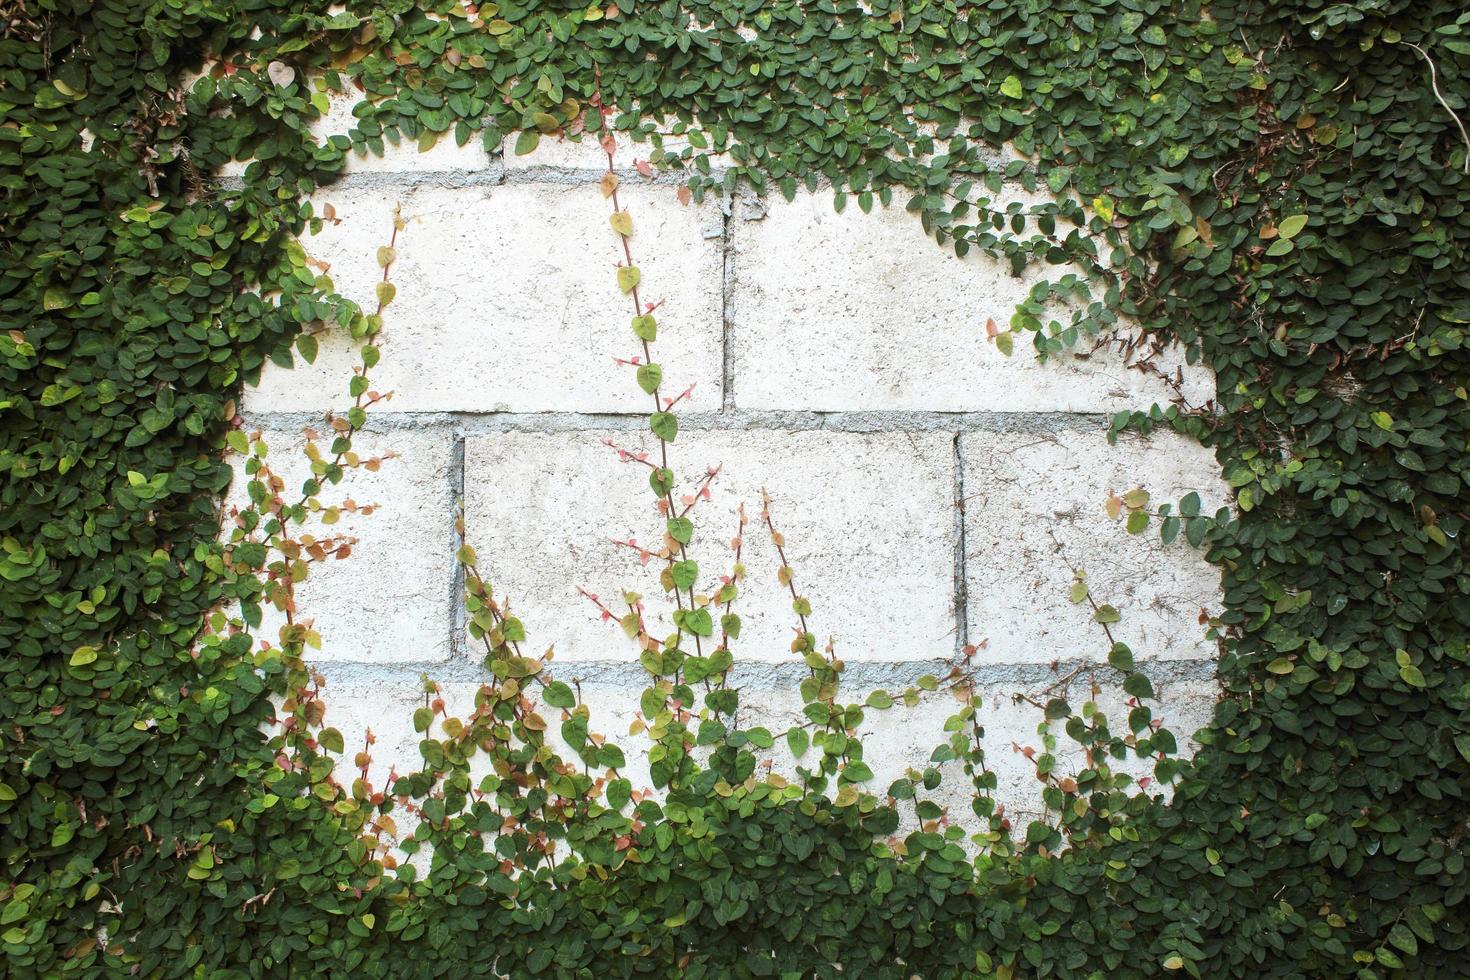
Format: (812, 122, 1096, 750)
(1277, 214, 1309, 239)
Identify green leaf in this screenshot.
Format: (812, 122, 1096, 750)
(543, 681, 576, 709)
(1399, 664, 1426, 687)
(1000, 75, 1024, 98)
(682, 608, 713, 637)
(865, 690, 893, 709)
(650, 411, 677, 442)
(617, 266, 641, 293)
(318, 727, 344, 753)
(631, 314, 657, 341)
(1277, 214, 1308, 239)
(514, 129, 540, 155)
(1094, 605, 1121, 624)
(666, 517, 693, 544)
(1108, 643, 1134, 671)
(1160, 515, 1180, 545)
(1123, 674, 1154, 699)
(636, 363, 662, 394)
(671, 560, 698, 591)
(787, 727, 809, 758)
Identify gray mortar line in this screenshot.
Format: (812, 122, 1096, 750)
(309, 655, 1220, 690)
(720, 193, 737, 413)
(448, 428, 467, 662)
(215, 164, 699, 193)
(503, 166, 706, 187)
(952, 433, 969, 660)
(217, 157, 1026, 194)
(241, 409, 1120, 435)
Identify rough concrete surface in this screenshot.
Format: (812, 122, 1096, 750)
(730, 190, 1213, 413)
(226, 428, 457, 663)
(247, 181, 724, 414)
(461, 429, 956, 663)
(963, 427, 1228, 664)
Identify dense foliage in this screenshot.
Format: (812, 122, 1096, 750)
(2, 0, 1468, 976)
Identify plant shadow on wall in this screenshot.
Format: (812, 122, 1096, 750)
(2, 2, 1467, 978)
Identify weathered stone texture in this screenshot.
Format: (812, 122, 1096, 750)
(247, 182, 724, 414)
(963, 427, 1228, 665)
(462, 429, 956, 663)
(226, 428, 456, 663)
(730, 190, 1212, 412)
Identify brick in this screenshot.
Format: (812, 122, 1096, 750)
(730, 190, 1214, 412)
(246, 182, 724, 413)
(224, 427, 456, 663)
(461, 429, 956, 663)
(962, 427, 1228, 665)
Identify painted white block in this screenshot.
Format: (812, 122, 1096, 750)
(963, 427, 1227, 665)
(730, 190, 1213, 412)
(462, 429, 956, 663)
(246, 182, 724, 413)
(224, 427, 456, 663)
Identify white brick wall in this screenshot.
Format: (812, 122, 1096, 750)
(235, 126, 1228, 819)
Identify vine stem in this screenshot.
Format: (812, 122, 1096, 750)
(601, 140, 703, 659)
(1405, 42, 1470, 175)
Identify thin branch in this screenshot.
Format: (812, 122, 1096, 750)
(1406, 42, 1470, 175)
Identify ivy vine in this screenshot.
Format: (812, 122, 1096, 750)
(2, 0, 1468, 977)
